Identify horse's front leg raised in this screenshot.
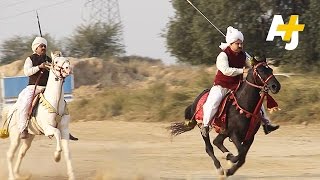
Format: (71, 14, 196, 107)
(202, 133, 225, 177)
(59, 115, 75, 180)
(213, 134, 237, 161)
(226, 135, 254, 177)
(53, 128, 63, 162)
(45, 125, 62, 162)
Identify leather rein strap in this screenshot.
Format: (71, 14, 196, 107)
(232, 62, 274, 141)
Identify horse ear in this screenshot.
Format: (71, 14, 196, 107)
(249, 54, 267, 67)
(254, 55, 266, 62)
(54, 51, 62, 57)
(249, 55, 259, 67)
(51, 51, 63, 60)
(51, 51, 55, 60)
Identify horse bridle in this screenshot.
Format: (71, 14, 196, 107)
(50, 58, 71, 81)
(245, 62, 274, 91)
(230, 62, 276, 141)
(43, 57, 71, 118)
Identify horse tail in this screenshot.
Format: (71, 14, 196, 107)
(1, 105, 13, 124)
(167, 104, 198, 136)
(184, 104, 193, 120)
(0, 106, 12, 138)
(168, 89, 210, 136)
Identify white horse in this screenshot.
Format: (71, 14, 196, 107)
(2, 52, 74, 180)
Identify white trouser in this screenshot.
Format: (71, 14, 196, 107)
(202, 85, 272, 127)
(202, 85, 229, 127)
(16, 85, 45, 133)
(260, 105, 271, 125)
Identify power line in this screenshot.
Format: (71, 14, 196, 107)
(0, 0, 74, 21)
(0, 0, 28, 9)
(0, 0, 15, 7)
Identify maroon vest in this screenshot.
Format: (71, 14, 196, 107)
(213, 47, 246, 90)
(28, 54, 52, 86)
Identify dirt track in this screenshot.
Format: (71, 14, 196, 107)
(1, 120, 320, 180)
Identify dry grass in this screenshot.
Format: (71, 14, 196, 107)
(0, 60, 24, 76)
(68, 58, 320, 124)
(1, 57, 319, 124)
(269, 75, 320, 123)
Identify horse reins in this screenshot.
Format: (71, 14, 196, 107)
(51, 60, 70, 82)
(245, 62, 274, 90)
(50, 58, 71, 117)
(231, 62, 274, 141)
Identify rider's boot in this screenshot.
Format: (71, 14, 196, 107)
(69, 133, 79, 141)
(261, 117, 280, 135)
(262, 124, 280, 135)
(20, 129, 29, 139)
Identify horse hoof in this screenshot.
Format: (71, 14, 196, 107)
(14, 173, 22, 179)
(227, 160, 235, 168)
(216, 167, 224, 175)
(225, 169, 234, 177)
(68, 176, 75, 180)
(54, 151, 61, 162)
(222, 152, 233, 159)
(218, 174, 227, 180)
(14, 173, 32, 180)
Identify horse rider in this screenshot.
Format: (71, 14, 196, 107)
(201, 26, 279, 137)
(16, 36, 78, 140)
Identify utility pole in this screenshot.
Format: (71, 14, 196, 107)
(83, 0, 122, 25)
(82, 0, 124, 49)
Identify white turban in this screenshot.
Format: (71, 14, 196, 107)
(31, 37, 47, 52)
(219, 26, 244, 50)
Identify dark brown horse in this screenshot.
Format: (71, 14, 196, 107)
(168, 58, 281, 178)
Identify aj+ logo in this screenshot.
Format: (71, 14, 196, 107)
(266, 15, 305, 50)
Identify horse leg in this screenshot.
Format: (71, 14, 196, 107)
(13, 135, 35, 178)
(226, 136, 254, 177)
(59, 115, 75, 180)
(61, 137, 75, 180)
(46, 126, 62, 162)
(212, 134, 236, 161)
(202, 134, 224, 177)
(7, 130, 20, 180)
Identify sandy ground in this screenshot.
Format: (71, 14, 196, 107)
(0, 120, 320, 180)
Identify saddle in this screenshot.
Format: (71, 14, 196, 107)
(26, 92, 69, 135)
(194, 90, 232, 134)
(211, 93, 231, 133)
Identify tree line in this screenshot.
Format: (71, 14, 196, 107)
(0, 22, 124, 64)
(1, 0, 319, 72)
(165, 0, 320, 71)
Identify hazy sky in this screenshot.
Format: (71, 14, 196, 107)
(0, 0, 175, 64)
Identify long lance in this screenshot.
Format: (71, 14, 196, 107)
(35, 11, 49, 64)
(185, 0, 252, 59)
(36, 11, 43, 37)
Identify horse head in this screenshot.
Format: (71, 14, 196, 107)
(247, 55, 281, 94)
(50, 51, 72, 79)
